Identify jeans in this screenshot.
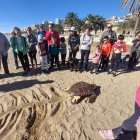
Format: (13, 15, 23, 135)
(28, 50, 37, 67)
(12, 49, 18, 67)
(50, 55, 59, 69)
(69, 50, 77, 58)
(61, 54, 66, 65)
(2, 54, 9, 74)
(80, 50, 90, 70)
(40, 55, 48, 70)
(17, 51, 30, 72)
(110, 53, 121, 71)
(112, 102, 140, 139)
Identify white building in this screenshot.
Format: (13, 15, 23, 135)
(106, 16, 124, 25)
(42, 20, 48, 25)
(55, 18, 64, 24)
(31, 24, 37, 30)
(124, 14, 133, 21)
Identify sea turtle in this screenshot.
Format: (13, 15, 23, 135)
(65, 81, 97, 104)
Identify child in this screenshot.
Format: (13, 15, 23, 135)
(126, 31, 140, 72)
(90, 45, 102, 75)
(49, 35, 60, 71)
(120, 54, 130, 64)
(60, 37, 67, 66)
(99, 36, 111, 71)
(37, 34, 49, 74)
(108, 34, 127, 77)
(99, 86, 140, 140)
(12, 28, 31, 76)
(68, 57, 79, 72)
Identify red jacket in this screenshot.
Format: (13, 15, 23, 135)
(45, 30, 60, 47)
(111, 42, 127, 52)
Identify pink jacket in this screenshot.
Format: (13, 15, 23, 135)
(92, 51, 102, 64)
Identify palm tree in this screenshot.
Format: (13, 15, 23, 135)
(54, 24, 64, 34)
(65, 12, 78, 27)
(74, 18, 85, 34)
(121, 0, 140, 33)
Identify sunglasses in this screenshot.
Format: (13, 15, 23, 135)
(27, 30, 31, 31)
(107, 27, 112, 28)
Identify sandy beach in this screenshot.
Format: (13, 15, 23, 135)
(0, 40, 140, 140)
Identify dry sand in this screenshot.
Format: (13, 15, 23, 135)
(0, 42, 140, 140)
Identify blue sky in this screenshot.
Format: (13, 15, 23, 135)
(0, 0, 130, 33)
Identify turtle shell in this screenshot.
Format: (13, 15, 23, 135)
(68, 82, 94, 96)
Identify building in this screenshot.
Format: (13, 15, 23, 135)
(55, 18, 64, 24)
(31, 24, 38, 30)
(106, 16, 124, 25)
(124, 14, 133, 21)
(42, 20, 48, 25)
(21, 27, 28, 32)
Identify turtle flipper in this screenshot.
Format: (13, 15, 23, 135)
(88, 94, 97, 103)
(65, 87, 70, 91)
(71, 96, 81, 104)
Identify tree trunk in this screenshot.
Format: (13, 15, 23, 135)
(133, 13, 140, 34)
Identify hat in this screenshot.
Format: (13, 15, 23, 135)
(40, 24, 44, 28)
(70, 27, 77, 31)
(38, 34, 43, 39)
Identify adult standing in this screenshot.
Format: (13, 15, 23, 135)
(37, 24, 46, 40)
(100, 23, 117, 69)
(79, 27, 93, 72)
(9, 31, 19, 70)
(45, 23, 60, 46)
(12, 28, 31, 76)
(68, 27, 80, 59)
(25, 27, 39, 69)
(0, 32, 11, 76)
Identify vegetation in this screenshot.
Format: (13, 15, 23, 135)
(64, 12, 106, 34)
(121, 0, 140, 33)
(55, 24, 64, 34)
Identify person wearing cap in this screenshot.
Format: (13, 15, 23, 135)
(37, 34, 49, 74)
(99, 86, 140, 140)
(45, 23, 60, 46)
(79, 27, 93, 72)
(0, 32, 11, 76)
(68, 27, 80, 59)
(125, 31, 140, 72)
(25, 27, 39, 69)
(100, 23, 117, 70)
(12, 28, 31, 76)
(37, 24, 46, 40)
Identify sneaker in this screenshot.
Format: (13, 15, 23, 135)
(75, 69, 78, 72)
(99, 129, 116, 139)
(30, 66, 34, 69)
(95, 72, 98, 75)
(113, 72, 116, 77)
(46, 70, 49, 74)
(85, 69, 88, 72)
(27, 72, 32, 76)
(35, 66, 40, 69)
(90, 71, 93, 74)
(79, 67, 82, 71)
(70, 69, 73, 72)
(4, 73, 11, 77)
(107, 71, 112, 75)
(23, 71, 26, 75)
(49, 67, 53, 72)
(42, 70, 45, 74)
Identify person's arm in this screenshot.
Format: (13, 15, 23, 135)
(37, 43, 41, 54)
(92, 52, 96, 58)
(86, 35, 93, 45)
(32, 35, 38, 46)
(25, 35, 31, 49)
(121, 44, 127, 52)
(111, 43, 116, 51)
(57, 32, 60, 47)
(100, 32, 104, 45)
(137, 128, 140, 140)
(75, 35, 80, 49)
(68, 36, 72, 51)
(45, 31, 51, 41)
(4, 35, 10, 51)
(81, 34, 87, 44)
(112, 32, 117, 43)
(107, 44, 112, 57)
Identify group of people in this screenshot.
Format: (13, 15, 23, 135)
(0, 23, 139, 77)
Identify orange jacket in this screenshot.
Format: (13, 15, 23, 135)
(100, 43, 111, 57)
